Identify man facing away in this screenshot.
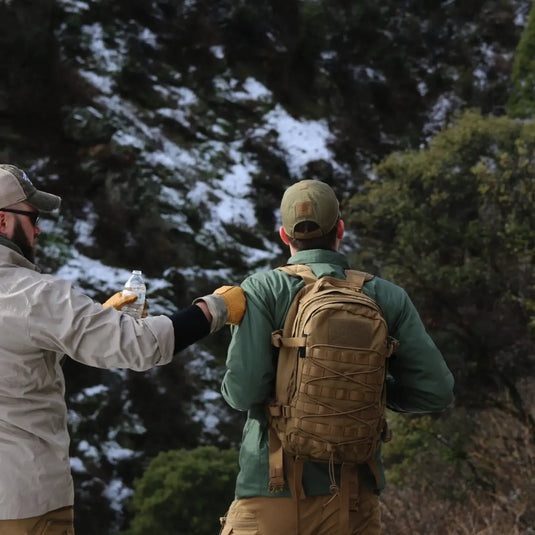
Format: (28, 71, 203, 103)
(0, 164, 245, 535)
(220, 180, 454, 535)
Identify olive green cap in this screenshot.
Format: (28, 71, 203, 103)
(280, 180, 339, 239)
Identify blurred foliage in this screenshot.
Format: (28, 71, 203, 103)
(350, 109, 534, 533)
(381, 406, 534, 534)
(349, 110, 534, 404)
(508, 2, 535, 117)
(383, 411, 470, 492)
(124, 446, 238, 535)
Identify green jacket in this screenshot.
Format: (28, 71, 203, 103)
(221, 249, 454, 499)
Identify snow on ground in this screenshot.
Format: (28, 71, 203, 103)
(55, 9, 339, 274)
(57, 0, 90, 14)
(70, 457, 87, 473)
(52, 69, 339, 433)
(103, 479, 134, 513)
(258, 104, 335, 177)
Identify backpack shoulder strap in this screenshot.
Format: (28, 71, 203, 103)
(344, 269, 374, 290)
(278, 265, 374, 290)
(276, 264, 317, 285)
(271, 268, 309, 349)
(272, 264, 318, 348)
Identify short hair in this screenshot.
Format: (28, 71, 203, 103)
(288, 220, 338, 251)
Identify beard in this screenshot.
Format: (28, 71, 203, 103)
(12, 219, 35, 263)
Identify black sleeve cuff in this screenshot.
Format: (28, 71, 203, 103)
(166, 305, 211, 353)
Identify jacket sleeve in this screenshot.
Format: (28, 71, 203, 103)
(221, 273, 295, 411)
(377, 281, 454, 413)
(27, 278, 175, 371)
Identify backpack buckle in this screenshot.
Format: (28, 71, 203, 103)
(271, 330, 283, 347)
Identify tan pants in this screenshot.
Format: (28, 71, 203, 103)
(0, 507, 74, 535)
(219, 491, 381, 535)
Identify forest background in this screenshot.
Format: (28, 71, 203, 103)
(0, 1, 533, 534)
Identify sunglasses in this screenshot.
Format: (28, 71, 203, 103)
(1, 208, 40, 226)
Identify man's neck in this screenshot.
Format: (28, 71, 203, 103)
(290, 244, 339, 256)
(0, 233, 24, 256)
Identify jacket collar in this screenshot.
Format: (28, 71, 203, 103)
(287, 248, 350, 269)
(0, 234, 38, 270)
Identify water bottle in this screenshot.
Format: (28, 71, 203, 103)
(122, 270, 146, 319)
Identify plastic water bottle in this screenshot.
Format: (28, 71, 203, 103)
(122, 270, 146, 319)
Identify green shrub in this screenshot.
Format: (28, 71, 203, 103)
(126, 446, 239, 535)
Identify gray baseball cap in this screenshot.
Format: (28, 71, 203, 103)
(0, 164, 61, 213)
(280, 180, 339, 239)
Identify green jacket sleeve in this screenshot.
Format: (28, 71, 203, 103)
(221, 272, 297, 410)
(370, 278, 455, 413)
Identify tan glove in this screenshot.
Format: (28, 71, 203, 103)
(193, 285, 246, 332)
(103, 292, 136, 310)
(103, 292, 149, 317)
(213, 286, 246, 325)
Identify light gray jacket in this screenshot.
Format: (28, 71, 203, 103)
(0, 239, 174, 519)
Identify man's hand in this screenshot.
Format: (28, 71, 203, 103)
(103, 292, 136, 310)
(194, 286, 246, 332)
(103, 292, 149, 317)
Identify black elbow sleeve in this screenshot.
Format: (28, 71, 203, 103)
(167, 305, 210, 353)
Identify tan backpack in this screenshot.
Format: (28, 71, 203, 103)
(268, 265, 398, 529)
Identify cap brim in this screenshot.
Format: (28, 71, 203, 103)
(27, 189, 61, 213)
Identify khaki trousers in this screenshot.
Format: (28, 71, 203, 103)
(219, 491, 381, 535)
(0, 507, 74, 535)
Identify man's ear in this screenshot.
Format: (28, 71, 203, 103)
(0, 212, 7, 236)
(279, 226, 291, 245)
(336, 219, 345, 240)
